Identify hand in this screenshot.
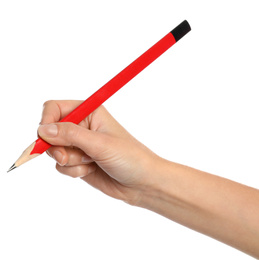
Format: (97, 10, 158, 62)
(38, 100, 160, 204)
(38, 101, 259, 258)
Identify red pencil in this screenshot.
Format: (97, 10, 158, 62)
(8, 20, 191, 172)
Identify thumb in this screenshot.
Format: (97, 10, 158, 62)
(38, 122, 105, 158)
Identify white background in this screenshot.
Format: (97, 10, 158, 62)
(0, 1, 258, 259)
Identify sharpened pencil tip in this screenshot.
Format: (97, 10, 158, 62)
(7, 164, 16, 173)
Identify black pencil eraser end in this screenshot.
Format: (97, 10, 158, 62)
(171, 20, 191, 42)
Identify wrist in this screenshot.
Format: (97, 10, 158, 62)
(135, 157, 179, 211)
(135, 158, 198, 225)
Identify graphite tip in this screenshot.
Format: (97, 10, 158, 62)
(7, 164, 16, 173)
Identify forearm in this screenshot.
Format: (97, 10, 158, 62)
(138, 157, 259, 258)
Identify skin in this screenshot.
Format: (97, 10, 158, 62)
(38, 100, 259, 258)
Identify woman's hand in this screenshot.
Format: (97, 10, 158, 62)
(38, 100, 160, 205)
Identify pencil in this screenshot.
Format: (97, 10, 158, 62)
(8, 20, 191, 172)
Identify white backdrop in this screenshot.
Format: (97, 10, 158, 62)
(0, 1, 258, 259)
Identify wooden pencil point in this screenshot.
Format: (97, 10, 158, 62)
(8, 142, 41, 171)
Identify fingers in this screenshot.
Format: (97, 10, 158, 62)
(40, 100, 83, 125)
(46, 146, 95, 178)
(56, 162, 97, 178)
(47, 146, 93, 166)
(38, 121, 105, 159)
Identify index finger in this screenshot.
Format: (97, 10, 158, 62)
(40, 100, 83, 125)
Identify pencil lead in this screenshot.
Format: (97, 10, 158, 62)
(7, 164, 16, 173)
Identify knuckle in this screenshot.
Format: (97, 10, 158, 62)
(41, 100, 58, 124)
(43, 100, 55, 108)
(70, 171, 79, 178)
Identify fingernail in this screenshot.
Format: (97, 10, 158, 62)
(82, 155, 93, 164)
(38, 124, 58, 137)
(53, 151, 65, 166)
(46, 150, 53, 158)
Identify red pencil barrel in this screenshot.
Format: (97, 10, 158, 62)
(30, 20, 191, 155)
